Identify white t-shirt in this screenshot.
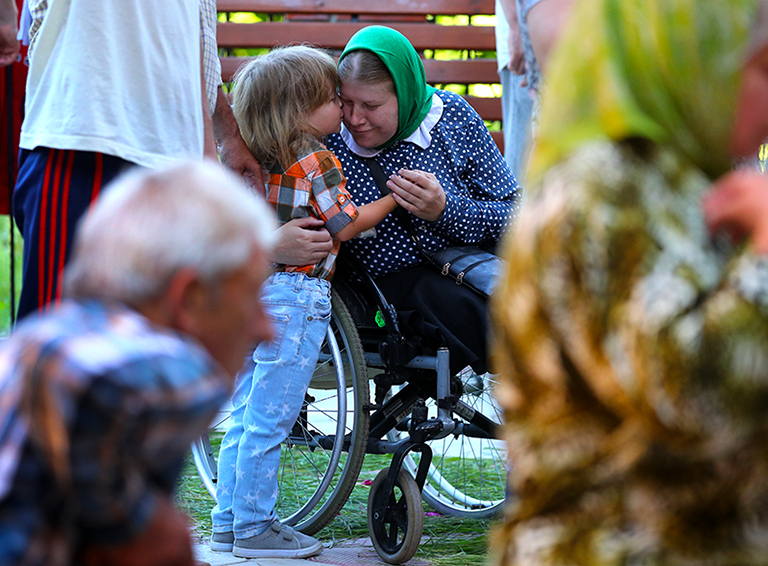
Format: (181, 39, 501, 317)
(495, 0, 511, 73)
(20, 0, 204, 170)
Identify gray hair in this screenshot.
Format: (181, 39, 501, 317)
(64, 160, 276, 306)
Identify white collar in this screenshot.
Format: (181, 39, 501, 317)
(341, 93, 444, 158)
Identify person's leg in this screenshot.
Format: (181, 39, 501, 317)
(13, 148, 132, 321)
(210, 358, 255, 546)
(376, 265, 490, 375)
(500, 67, 534, 180)
(229, 273, 331, 557)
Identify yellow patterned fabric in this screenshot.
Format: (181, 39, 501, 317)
(491, 1, 768, 565)
(529, 0, 754, 185)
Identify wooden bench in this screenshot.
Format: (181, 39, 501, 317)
(215, 0, 503, 151)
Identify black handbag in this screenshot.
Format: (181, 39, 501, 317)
(423, 245, 502, 297)
(365, 158, 503, 298)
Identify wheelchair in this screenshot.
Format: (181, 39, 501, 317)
(191, 253, 506, 564)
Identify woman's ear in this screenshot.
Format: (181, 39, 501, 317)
(732, 43, 768, 157)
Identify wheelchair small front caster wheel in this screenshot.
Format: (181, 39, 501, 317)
(367, 467, 423, 564)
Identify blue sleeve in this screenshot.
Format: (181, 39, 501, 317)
(433, 97, 521, 244)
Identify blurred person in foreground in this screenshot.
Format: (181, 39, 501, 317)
(0, 160, 276, 566)
(491, 0, 768, 564)
(0, 0, 18, 66)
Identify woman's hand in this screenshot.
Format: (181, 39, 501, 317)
(272, 217, 333, 266)
(703, 170, 768, 254)
(387, 169, 447, 222)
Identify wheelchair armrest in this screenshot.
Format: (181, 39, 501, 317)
(335, 252, 401, 336)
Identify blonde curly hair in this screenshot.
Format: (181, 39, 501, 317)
(232, 45, 339, 169)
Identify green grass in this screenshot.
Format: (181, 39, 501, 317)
(0, 216, 23, 335)
(176, 449, 498, 565)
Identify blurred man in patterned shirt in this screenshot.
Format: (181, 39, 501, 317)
(0, 160, 276, 566)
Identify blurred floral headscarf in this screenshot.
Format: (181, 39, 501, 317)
(529, 0, 757, 185)
(491, 1, 768, 565)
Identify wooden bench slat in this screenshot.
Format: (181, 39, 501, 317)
(424, 59, 499, 85)
(465, 96, 502, 122)
(217, 22, 496, 52)
(216, 0, 494, 16)
(491, 131, 504, 153)
(215, 1, 504, 152)
(220, 59, 502, 122)
(220, 57, 500, 86)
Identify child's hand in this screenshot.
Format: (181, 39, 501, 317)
(703, 170, 768, 254)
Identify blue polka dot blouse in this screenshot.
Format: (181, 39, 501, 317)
(325, 89, 522, 279)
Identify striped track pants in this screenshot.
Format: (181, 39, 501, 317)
(13, 148, 133, 321)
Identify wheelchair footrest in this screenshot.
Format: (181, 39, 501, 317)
(410, 418, 445, 444)
(314, 434, 351, 452)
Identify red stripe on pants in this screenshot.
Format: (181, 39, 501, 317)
(38, 149, 55, 311)
(89, 153, 103, 207)
(55, 151, 75, 307)
(45, 150, 65, 310)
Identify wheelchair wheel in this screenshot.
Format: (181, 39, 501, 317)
(388, 370, 507, 518)
(367, 467, 423, 565)
(191, 289, 369, 535)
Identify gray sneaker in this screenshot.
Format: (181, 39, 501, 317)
(209, 531, 234, 552)
(233, 520, 323, 559)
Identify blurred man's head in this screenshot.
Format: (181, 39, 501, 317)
(65, 160, 276, 375)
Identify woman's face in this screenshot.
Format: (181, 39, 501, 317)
(732, 43, 768, 157)
(339, 79, 399, 149)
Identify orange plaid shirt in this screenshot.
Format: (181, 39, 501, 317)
(266, 139, 359, 280)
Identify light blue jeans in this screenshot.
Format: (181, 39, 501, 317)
(500, 67, 535, 181)
(211, 272, 332, 538)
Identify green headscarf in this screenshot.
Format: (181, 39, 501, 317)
(339, 26, 437, 149)
(529, 0, 758, 186)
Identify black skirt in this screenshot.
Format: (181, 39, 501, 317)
(375, 264, 490, 375)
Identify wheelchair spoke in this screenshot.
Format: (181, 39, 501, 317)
(387, 522, 399, 547)
(384, 370, 507, 517)
(305, 405, 351, 434)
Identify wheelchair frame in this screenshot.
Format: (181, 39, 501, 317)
(191, 253, 506, 564)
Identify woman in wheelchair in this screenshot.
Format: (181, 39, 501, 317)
(325, 25, 521, 377)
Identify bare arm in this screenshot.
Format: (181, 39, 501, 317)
(334, 194, 398, 242)
(212, 86, 265, 195)
(0, 0, 18, 67)
(526, 0, 575, 74)
(200, 46, 216, 160)
(499, 0, 526, 75)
